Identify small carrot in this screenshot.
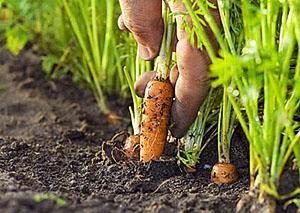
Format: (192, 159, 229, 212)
(211, 162, 238, 184)
(124, 134, 140, 160)
(140, 78, 174, 162)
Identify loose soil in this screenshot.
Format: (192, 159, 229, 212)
(0, 49, 297, 213)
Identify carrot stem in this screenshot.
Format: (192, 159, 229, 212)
(156, 4, 175, 80)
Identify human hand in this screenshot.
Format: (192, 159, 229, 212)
(118, 0, 219, 138)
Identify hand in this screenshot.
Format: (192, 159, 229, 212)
(118, 0, 219, 138)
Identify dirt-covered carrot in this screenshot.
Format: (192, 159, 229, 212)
(211, 162, 238, 184)
(140, 3, 175, 162)
(210, 93, 238, 184)
(126, 78, 174, 162)
(140, 78, 174, 162)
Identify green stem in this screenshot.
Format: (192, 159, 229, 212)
(217, 0, 236, 55)
(156, 4, 175, 80)
(197, 0, 228, 52)
(91, 0, 102, 77)
(62, 0, 109, 114)
(182, 0, 217, 61)
(102, 0, 114, 74)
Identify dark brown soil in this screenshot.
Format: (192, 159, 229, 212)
(0, 49, 296, 213)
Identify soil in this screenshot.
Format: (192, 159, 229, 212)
(0, 49, 297, 213)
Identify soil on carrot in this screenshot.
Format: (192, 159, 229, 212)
(0, 49, 297, 213)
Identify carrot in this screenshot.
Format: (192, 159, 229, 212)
(124, 134, 140, 160)
(211, 163, 238, 184)
(138, 3, 175, 162)
(140, 78, 174, 162)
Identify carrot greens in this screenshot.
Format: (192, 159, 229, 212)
(124, 43, 151, 135)
(184, 0, 300, 208)
(62, 0, 131, 116)
(178, 88, 219, 170)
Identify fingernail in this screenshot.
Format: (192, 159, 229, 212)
(170, 65, 179, 86)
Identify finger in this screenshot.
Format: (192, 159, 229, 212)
(134, 66, 179, 98)
(118, 15, 129, 32)
(171, 40, 210, 138)
(119, 0, 164, 60)
(134, 71, 156, 97)
(138, 45, 154, 61)
(168, 0, 215, 138)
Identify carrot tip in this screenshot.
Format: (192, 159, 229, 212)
(124, 135, 140, 160)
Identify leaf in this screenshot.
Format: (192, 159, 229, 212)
(5, 25, 29, 55)
(42, 54, 60, 75)
(284, 198, 300, 209)
(206, 0, 217, 9)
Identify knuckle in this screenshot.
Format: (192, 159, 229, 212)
(124, 18, 163, 46)
(125, 19, 149, 37)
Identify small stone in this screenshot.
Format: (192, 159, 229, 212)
(70, 180, 77, 187)
(188, 187, 198, 193)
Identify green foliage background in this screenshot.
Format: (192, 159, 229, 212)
(0, 0, 134, 99)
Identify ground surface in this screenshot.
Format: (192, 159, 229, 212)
(0, 49, 295, 213)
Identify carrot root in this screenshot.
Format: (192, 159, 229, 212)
(211, 163, 238, 184)
(140, 79, 174, 162)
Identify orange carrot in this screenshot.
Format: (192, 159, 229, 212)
(211, 163, 238, 184)
(140, 78, 174, 162)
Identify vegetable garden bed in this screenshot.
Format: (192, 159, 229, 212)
(1, 0, 300, 212)
(0, 49, 297, 213)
